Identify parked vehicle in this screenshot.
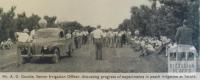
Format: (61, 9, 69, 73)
(16, 28, 73, 64)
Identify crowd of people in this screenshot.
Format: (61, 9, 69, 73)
(130, 35, 172, 57)
(90, 26, 132, 60)
(91, 28, 132, 48)
(1, 20, 196, 61)
(64, 28, 132, 50)
(0, 38, 14, 50)
(0, 29, 35, 50)
(65, 26, 180, 60)
(64, 26, 133, 60)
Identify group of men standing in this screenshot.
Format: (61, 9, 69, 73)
(91, 25, 132, 60)
(65, 26, 132, 60)
(91, 19, 197, 60)
(65, 29, 89, 50)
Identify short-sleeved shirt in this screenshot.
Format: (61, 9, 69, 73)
(92, 29, 104, 39)
(118, 31, 124, 37)
(1, 42, 4, 45)
(102, 32, 107, 38)
(66, 33, 72, 39)
(127, 31, 131, 36)
(107, 31, 114, 38)
(16, 32, 31, 43)
(146, 44, 155, 51)
(83, 31, 89, 36)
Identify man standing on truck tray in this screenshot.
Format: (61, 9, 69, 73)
(175, 20, 194, 46)
(175, 20, 195, 57)
(91, 25, 104, 60)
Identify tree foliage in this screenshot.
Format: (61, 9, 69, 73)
(44, 16, 57, 27)
(0, 6, 41, 41)
(16, 12, 41, 31)
(0, 6, 16, 41)
(58, 21, 83, 33)
(119, 0, 199, 40)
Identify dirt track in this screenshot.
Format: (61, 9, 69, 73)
(0, 44, 168, 72)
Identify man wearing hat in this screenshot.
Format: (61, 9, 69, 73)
(91, 25, 104, 60)
(175, 20, 195, 59)
(175, 20, 194, 46)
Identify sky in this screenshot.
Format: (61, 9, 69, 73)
(0, 0, 151, 29)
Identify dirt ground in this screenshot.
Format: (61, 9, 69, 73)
(0, 44, 168, 72)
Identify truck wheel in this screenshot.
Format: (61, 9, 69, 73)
(52, 48, 60, 63)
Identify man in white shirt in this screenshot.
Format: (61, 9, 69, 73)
(112, 31, 118, 47)
(6, 38, 13, 49)
(65, 30, 72, 39)
(16, 29, 32, 60)
(126, 29, 132, 39)
(117, 31, 124, 47)
(73, 30, 80, 49)
(107, 29, 114, 47)
(0, 41, 5, 50)
(65, 30, 74, 57)
(91, 25, 104, 60)
(82, 30, 89, 44)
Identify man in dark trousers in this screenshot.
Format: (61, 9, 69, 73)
(175, 20, 195, 60)
(175, 20, 194, 45)
(91, 25, 104, 60)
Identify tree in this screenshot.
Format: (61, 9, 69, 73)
(84, 25, 95, 33)
(118, 19, 131, 31)
(58, 21, 83, 33)
(16, 13, 41, 31)
(159, 0, 199, 48)
(16, 12, 27, 31)
(44, 16, 57, 27)
(0, 6, 16, 41)
(27, 14, 41, 30)
(0, 6, 42, 41)
(119, 0, 199, 41)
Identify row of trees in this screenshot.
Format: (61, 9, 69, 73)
(118, 0, 199, 48)
(119, 0, 199, 39)
(0, 6, 95, 41)
(0, 6, 59, 41)
(57, 21, 95, 33)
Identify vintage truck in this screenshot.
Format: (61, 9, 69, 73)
(16, 28, 74, 64)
